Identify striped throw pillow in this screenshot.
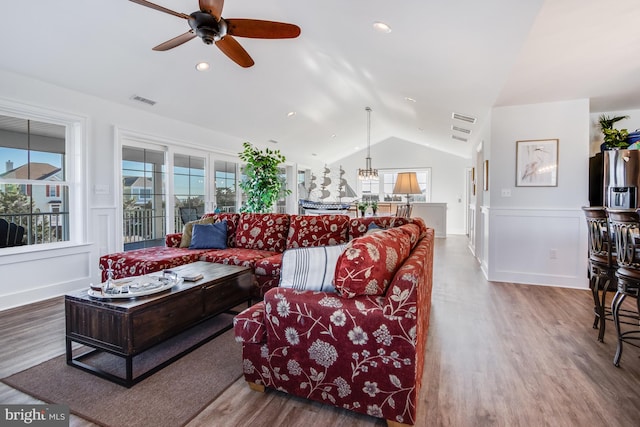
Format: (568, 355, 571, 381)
(279, 244, 347, 292)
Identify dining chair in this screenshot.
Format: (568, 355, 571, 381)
(179, 207, 201, 225)
(395, 205, 409, 218)
(605, 208, 640, 366)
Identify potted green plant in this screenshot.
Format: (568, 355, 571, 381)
(238, 142, 291, 213)
(357, 201, 369, 217)
(370, 200, 378, 215)
(599, 114, 630, 149)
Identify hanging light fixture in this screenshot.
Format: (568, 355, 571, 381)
(358, 106, 378, 180)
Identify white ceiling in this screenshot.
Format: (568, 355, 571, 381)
(1, 0, 639, 164)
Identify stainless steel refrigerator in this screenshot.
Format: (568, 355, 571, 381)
(603, 149, 640, 208)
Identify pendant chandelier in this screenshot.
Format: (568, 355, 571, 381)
(358, 106, 378, 180)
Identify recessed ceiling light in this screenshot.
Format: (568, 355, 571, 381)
(287, 111, 296, 117)
(195, 62, 210, 71)
(405, 97, 416, 103)
(268, 139, 279, 144)
(331, 134, 337, 138)
(373, 21, 392, 33)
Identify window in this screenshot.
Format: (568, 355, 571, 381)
(360, 168, 431, 204)
(276, 166, 288, 213)
(122, 147, 167, 250)
(0, 115, 70, 245)
(214, 160, 237, 213)
(174, 154, 205, 219)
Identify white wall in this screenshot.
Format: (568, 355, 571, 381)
(485, 99, 590, 289)
(334, 137, 470, 235)
(0, 69, 286, 310)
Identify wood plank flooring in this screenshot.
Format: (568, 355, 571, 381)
(1, 235, 640, 426)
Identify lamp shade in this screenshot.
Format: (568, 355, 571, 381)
(393, 172, 422, 195)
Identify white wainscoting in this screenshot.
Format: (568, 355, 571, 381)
(0, 243, 94, 311)
(0, 207, 117, 311)
(486, 207, 588, 289)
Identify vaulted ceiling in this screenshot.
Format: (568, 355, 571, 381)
(1, 0, 639, 164)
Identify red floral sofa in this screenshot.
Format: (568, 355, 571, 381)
(233, 224, 434, 426)
(99, 212, 427, 298)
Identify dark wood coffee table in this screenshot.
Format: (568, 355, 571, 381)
(65, 261, 252, 387)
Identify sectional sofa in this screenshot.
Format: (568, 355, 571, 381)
(99, 212, 435, 426)
(99, 212, 427, 298)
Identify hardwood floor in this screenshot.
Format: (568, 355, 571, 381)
(1, 235, 639, 426)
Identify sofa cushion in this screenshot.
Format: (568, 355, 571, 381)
(236, 213, 289, 253)
(189, 221, 228, 249)
(180, 213, 239, 248)
(179, 216, 218, 248)
(399, 223, 422, 249)
(254, 253, 283, 277)
(99, 247, 209, 281)
(349, 216, 428, 239)
(200, 247, 278, 269)
(279, 244, 347, 292)
(165, 233, 183, 248)
(334, 227, 412, 298)
(286, 214, 350, 248)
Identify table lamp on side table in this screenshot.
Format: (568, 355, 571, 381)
(393, 172, 422, 217)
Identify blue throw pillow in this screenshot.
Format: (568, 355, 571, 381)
(366, 222, 385, 235)
(189, 220, 227, 249)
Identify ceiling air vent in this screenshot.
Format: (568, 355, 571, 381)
(451, 135, 468, 142)
(452, 112, 476, 124)
(451, 125, 472, 134)
(130, 95, 157, 106)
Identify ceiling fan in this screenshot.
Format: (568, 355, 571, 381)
(130, 0, 301, 68)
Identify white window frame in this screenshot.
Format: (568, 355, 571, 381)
(0, 99, 87, 251)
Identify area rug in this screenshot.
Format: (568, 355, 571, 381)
(1, 314, 243, 427)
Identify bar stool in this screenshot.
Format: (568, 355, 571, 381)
(605, 208, 640, 367)
(582, 207, 616, 341)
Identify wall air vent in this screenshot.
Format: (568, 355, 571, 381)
(451, 125, 472, 134)
(130, 95, 157, 106)
(452, 112, 476, 124)
(452, 135, 468, 142)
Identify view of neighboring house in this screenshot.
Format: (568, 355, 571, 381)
(0, 160, 64, 213)
(0, 160, 66, 241)
(123, 176, 153, 206)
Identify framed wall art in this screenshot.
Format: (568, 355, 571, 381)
(516, 139, 558, 187)
(483, 160, 489, 191)
(471, 167, 476, 195)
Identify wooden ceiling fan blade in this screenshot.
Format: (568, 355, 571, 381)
(199, 0, 224, 20)
(153, 31, 196, 51)
(129, 0, 190, 19)
(215, 36, 254, 68)
(225, 19, 301, 39)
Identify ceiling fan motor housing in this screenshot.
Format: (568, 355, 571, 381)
(188, 11, 227, 44)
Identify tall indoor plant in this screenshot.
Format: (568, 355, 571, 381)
(238, 142, 290, 213)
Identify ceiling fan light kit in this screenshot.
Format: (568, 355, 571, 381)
(130, 0, 301, 68)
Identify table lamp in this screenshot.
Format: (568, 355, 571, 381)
(393, 172, 422, 211)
